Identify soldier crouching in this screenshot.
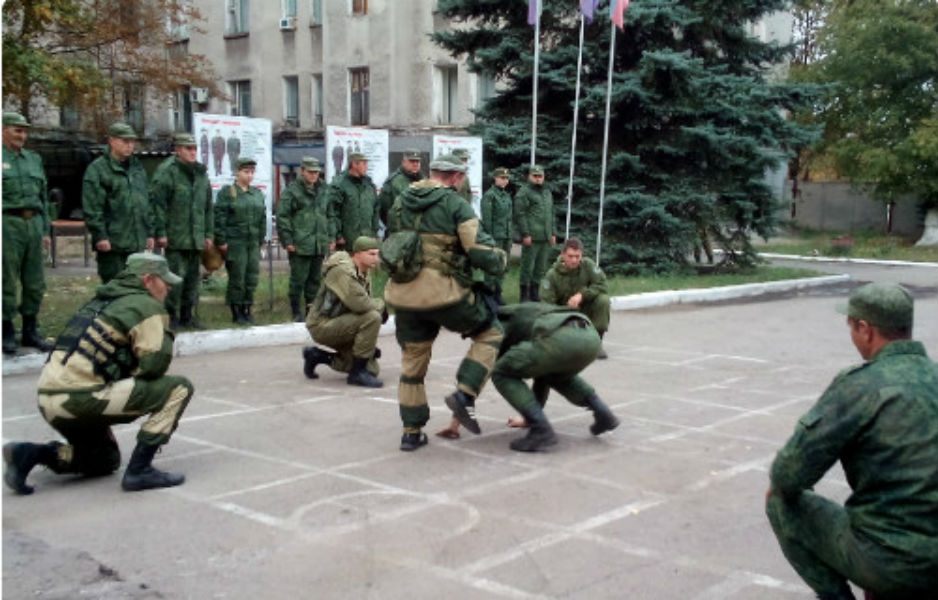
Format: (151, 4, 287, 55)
(3, 253, 194, 494)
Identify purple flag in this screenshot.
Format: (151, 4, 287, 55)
(579, 0, 599, 23)
(528, 0, 541, 25)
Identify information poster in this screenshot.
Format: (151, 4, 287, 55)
(432, 135, 483, 216)
(325, 126, 389, 189)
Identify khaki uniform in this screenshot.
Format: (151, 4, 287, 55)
(540, 255, 611, 334)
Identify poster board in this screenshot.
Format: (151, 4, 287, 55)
(324, 126, 390, 189)
(432, 135, 483, 216)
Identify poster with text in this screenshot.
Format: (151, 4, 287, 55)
(325, 126, 389, 189)
(432, 135, 483, 216)
(194, 113, 274, 239)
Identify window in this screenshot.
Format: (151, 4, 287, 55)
(229, 80, 252, 116)
(282, 0, 297, 18)
(349, 68, 369, 126)
(351, 0, 367, 15)
(434, 66, 458, 125)
(312, 74, 323, 128)
(167, 0, 190, 40)
(226, 0, 249, 35)
(284, 76, 299, 127)
(310, 0, 322, 25)
(122, 82, 145, 133)
(173, 87, 193, 132)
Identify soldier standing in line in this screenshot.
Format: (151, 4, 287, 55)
(3, 253, 194, 494)
(277, 157, 334, 322)
(540, 237, 611, 359)
(384, 154, 507, 452)
(2, 112, 54, 355)
(766, 283, 938, 600)
(214, 157, 266, 325)
(513, 164, 556, 302)
(480, 167, 513, 305)
(225, 131, 241, 175)
(151, 132, 214, 330)
(82, 123, 154, 284)
(327, 151, 379, 250)
(302, 236, 385, 388)
(378, 148, 422, 228)
(211, 129, 225, 176)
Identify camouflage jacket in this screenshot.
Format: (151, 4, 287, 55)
(513, 182, 555, 241)
(214, 184, 266, 247)
(480, 185, 512, 241)
(277, 178, 332, 256)
(378, 167, 421, 226)
(540, 256, 608, 306)
(327, 170, 379, 244)
(770, 340, 938, 562)
(497, 303, 593, 356)
(2, 146, 49, 231)
(150, 156, 213, 250)
(307, 251, 384, 326)
(82, 153, 153, 251)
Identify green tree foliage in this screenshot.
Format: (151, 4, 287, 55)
(434, 0, 820, 274)
(2, 0, 218, 135)
(794, 0, 937, 207)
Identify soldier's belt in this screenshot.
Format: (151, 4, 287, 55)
(4, 208, 37, 220)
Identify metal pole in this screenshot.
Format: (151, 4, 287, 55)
(530, 3, 541, 166)
(596, 19, 616, 265)
(565, 14, 586, 240)
(267, 239, 274, 312)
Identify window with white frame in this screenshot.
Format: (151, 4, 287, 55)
(226, 0, 249, 34)
(312, 74, 323, 128)
(434, 66, 458, 125)
(229, 80, 252, 116)
(349, 67, 369, 125)
(310, 0, 323, 25)
(173, 87, 193, 132)
(284, 76, 299, 127)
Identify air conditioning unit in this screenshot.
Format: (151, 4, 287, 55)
(189, 87, 209, 104)
(279, 17, 296, 31)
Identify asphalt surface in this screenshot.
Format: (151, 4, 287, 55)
(2, 260, 936, 599)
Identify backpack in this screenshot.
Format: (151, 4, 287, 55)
(380, 205, 424, 283)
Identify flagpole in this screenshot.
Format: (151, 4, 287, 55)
(596, 18, 616, 265)
(565, 14, 586, 240)
(530, 1, 541, 166)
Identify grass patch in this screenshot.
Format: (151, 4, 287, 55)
(757, 229, 937, 263)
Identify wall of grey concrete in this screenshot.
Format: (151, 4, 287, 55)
(788, 182, 923, 236)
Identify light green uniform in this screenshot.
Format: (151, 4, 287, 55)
(540, 255, 611, 334)
(513, 182, 555, 288)
(214, 184, 265, 306)
(327, 170, 379, 249)
(277, 177, 332, 309)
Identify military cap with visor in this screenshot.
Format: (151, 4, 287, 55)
(173, 132, 197, 146)
(492, 167, 510, 178)
(836, 282, 914, 332)
(301, 156, 322, 171)
(429, 153, 467, 173)
(352, 236, 380, 253)
(2, 112, 31, 127)
(348, 152, 368, 162)
(452, 148, 470, 159)
(403, 148, 421, 160)
(108, 123, 138, 139)
(125, 253, 183, 285)
(236, 157, 257, 169)
(528, 164, 545, 176)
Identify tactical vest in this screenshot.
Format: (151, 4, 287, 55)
(51, 297, 138, 382)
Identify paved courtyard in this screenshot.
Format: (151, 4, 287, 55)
(3, 274, 937, 599)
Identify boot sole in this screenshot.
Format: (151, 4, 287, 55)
(3, 444, 34, 495)
(509, 435, 558, 453)
(445, 394, 481, 435)
(121, 474, 186, 492)
(400, 433, 429, 452)
(591, 417, 620, 436)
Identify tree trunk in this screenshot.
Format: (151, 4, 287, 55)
(914, 208, 938, 247)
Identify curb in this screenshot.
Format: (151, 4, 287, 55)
(2, 274, 849, 376)
(756, 251, 937, 268)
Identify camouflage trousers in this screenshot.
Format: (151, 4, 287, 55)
(309, 310, 381, 375)
(574, 294, 611, 334)
(492, 317, 599, 416)
(224, 243, 260, 305)
(288, 253, 324, 307)
(37, 375, 194, 475)
(394, 291, 503, 433)
(165, 249, 202, 315)
(2, 214, 46, 320)
(519, 241, 553, 287)
(766, 491, 938, 598)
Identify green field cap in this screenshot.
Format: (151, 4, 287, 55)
(836, 282, 913, 331)
(125, 253, 183, 285)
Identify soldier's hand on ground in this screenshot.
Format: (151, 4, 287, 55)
(95, 239, 111, 252)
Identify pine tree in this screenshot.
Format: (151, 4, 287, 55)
(434, 0, 820, 274)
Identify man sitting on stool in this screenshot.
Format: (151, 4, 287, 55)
(302, 236, 385, 388)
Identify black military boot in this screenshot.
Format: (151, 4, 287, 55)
(290, 298, 303, 323)
(509, 404, 557, 452)
(229, 305, 242, 324)
(347, 357, 383, 388)
(596, 332, 608, 360)
(20, 315, 52, 351)
(302, 346, 334, 379)
(529, 283, 540, 302)
(3, 441, 61, 495)
(444, 390, 481, 434)
(179, 305, 204, 330)
(399, 431, 429, 452)
(121, 442, 185, 492)
(241, 304, 255, 325)
(586, 393, 619, 435)
(815, 584, 857, 600)
(168, 309, 180, 330)
(2, 320, 17, 355)
(519, 284, 529, 303)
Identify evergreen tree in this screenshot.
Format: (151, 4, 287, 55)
(434, 0, 819, 273)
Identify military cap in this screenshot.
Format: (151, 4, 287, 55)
(301, 156, 321, 171)
(452, 148, 470, 159)
(352, 236, 380, 253)
(2, 112, 30, 127)
(402, 148, 421, 160)
(348, 152, 368, 162)
(429, 153, 467, 173)
(837, 282, 913, 332)
(108, 122, 138, 139)
(125, 252, 183, 285)
(236, 157, 257, 169)
(528, 164, 545, 176)
(173, 132, 197, 146)
(492, 167, 510, 178)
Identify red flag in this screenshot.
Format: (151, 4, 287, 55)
(610, 0, 629, 31)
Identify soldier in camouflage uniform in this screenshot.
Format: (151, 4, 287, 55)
(452, 148, 473, 204)
(151, 132, 214, 330)
(2, 112, 53, 355)
(214, 157, 266, 325)
(82, 123, 155, 283)
(277, 157, 334, 322)
(327, 151, 379, 251)
(480, 167, 513, 304)
(513, 164, 556, 301)
(302, 236, 385, 388)
(378, 148, 422, 228)
(384, 154, 507, 452)
(540, 237, 611, 358)
(3, 254, 194, 494)
(766, 283, 938, 600)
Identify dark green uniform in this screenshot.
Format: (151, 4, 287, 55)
(2, 145, 49, 321)
(384, 179, 507, 435)
(540, 255, 610, 334)
(150, 156, 213, 319)
(480, 185, 513, 300)
(514, 182, 555, 293)
(214, 184, 265, 307)
(35, 271, 193, 476)
(306, 251, 384, 376)
(767, 340, 938, 598)
(277, 177, 332, 312)
(327, 170, 379, 249)
(378, 167, 421, 227)
(82, 154, 153, 282)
